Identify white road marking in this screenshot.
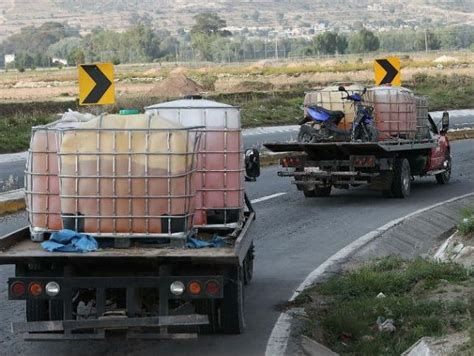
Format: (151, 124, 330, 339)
(265, 192, 474, 356)
(250, 192, 287, 204)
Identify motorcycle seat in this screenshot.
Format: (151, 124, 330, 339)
(307, 106, 345, 124)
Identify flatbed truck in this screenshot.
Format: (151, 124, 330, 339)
(264, 114, 451, 198)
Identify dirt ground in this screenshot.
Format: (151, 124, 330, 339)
(1, 54, 472, 103)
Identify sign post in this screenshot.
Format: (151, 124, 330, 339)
(374, 57, 401, 86)
(78, 63, 115, 105)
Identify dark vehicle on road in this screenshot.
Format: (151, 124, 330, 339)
(266, 86, 451, 198)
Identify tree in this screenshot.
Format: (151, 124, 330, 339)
(48, 37, 83, 60)
(250, 10, 260, 22)
(190, 13, 229, 61)
(276, 12, 285, 25)
(1, 22, 80, 68)
(348, 28, 380, 53)
(68, 48, 85, 65)
(191, 13, 227, 36)
(14, 52, 34, 70)
(314, 32, 347, 55)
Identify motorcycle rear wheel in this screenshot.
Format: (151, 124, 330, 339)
(297, 125, 317, 143)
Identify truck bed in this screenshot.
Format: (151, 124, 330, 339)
(0, 212, 255, 265)
(264, 139, 437, 156)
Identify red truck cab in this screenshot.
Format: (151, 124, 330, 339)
(427, 112, 451, 184)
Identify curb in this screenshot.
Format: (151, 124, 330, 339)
(0, 189, 26, 216)
(447, 129, 474, 141)
(266, 192, 474, 356)
(259, 152, 289, 167)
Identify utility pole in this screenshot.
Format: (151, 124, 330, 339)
(424, 29, 428, 53)
(275, 38, 279, 60)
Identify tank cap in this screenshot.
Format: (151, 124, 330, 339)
(119, 109, 140, 115)
(183, 95, 203, 100)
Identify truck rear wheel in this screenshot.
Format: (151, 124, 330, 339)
(391, 158, 411, 198)
(243, 243, 254, 285)
(26, 300, 49, 322)
(435, 153, 451, 185)
(26, 300, 64, 322)
(221, 267, 245, 334)
(304, 186, 331, 198)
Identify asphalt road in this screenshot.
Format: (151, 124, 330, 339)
(1, 109, 472, 192)
(0, 138, 473, 355)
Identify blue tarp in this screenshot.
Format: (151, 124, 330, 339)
(41, 230, 99, 253)
(186, 234, 228, 249)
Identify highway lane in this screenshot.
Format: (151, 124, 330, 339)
(0, 139, 473, 355)
(1, 109, 472, 192)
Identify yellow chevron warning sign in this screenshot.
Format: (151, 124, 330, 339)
(78, 63, 115, 105)
(374, 57, 401, 86)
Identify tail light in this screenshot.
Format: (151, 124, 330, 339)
(28, 282, 43, 297)
(187, 281, 202, 295)
(281, 157, 301, 168)
(205, 280, 220, 296)
(10, 281, 26, 297)
(353, 155, 376, 168)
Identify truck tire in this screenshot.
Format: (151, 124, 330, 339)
(49, 300, 64, 320)
(243, 243, 254, 285)
(315, 186, 332, 197)
(196, 300, 219, 334)
(26, 300, 49, 322)
(304, 186, 332, 198)
(221, 267, 245, 334)
(391, 158, 411, 198)
(303, 189, 317, 198)
(435, 153, 451, 185)
(26, 299, 64, 322)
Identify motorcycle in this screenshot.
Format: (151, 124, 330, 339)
(297, 86, 378, 143)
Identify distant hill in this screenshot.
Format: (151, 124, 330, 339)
(1, 0, 473, 41)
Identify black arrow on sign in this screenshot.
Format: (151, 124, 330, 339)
(81, 65, 112, 104)
(376, 59, 398, 85)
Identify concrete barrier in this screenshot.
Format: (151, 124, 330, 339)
(0, 189, 26, 216)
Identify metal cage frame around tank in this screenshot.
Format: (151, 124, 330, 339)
(365, 87, 418, 141)
(25, 119, 88, 241)
(146, 103, 245, 229)
(56, 117, 203, 240)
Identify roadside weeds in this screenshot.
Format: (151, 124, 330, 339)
(295, 257, 473, 356)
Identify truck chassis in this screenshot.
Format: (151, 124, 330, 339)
(0, 200, 255, 340)
(265, 139, 451, 198)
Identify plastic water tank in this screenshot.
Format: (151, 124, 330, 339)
(146, 99, 244, 227)
(366, 86, 418, 140)
(57, 113, 199, 237)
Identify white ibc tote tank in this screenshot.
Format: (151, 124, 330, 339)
(146, 98, 244, 227)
